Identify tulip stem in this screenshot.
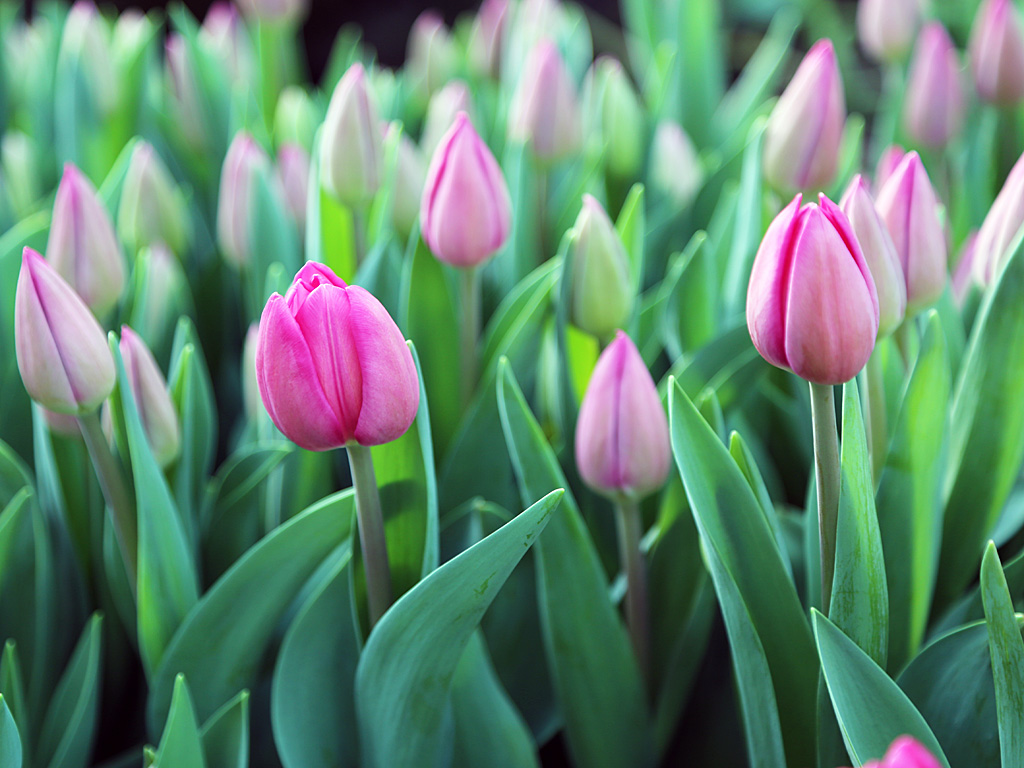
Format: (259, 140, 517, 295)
(460, 267, 481, 403)
(347, 443, 392, 627)
(614, 497, 649, 682)
(77, 411, 138, 600)
(810, 382, 840, 615)
(866, 352, 888, 483)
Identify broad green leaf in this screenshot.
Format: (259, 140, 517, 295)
(668, 379, 816, 767)
(660, 233, 717, 358)
(661, 325, 767, 413)
(722, 117, 765, 317)
(200, 691, 249, 768)
(497, 361, 652, 768)
(153, 676, 206, 768)
(491, 141, 538, 294)
(813, 610, 949, 767)
(355, 490, 562, 768)
(980, 542, 1024, 766)
(0, 695, 21, 768)
(614, 183, 645, 307)
(148, 490, 354, 732)
(0, 642, 26, 760)
(246, 163, 301, 318)
(479, 259, 559, 377)
(728, 432, 788, 576)
(0, 489, 29, 596)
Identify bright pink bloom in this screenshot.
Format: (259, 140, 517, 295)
(509, 39, 582, 161)
(904, 23, 964, 148)
(746, 194, 879, 385)
(874, 145, 907, 194)
(969, 0, 1024, 105)
(846, 734, 943, 768)
(575, 331, 670, 501)
(255, 262, 419, 450)
(420, 113, 512, 268)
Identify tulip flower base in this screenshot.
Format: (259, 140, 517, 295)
(0, 0, 1022, 767)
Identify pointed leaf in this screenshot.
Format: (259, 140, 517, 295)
(200, 691, 249, 768)
(0, 695, 22, 768)
(153, 676, 206, 768)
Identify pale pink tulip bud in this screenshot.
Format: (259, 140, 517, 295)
(857, 0, 921, 62)
(953, 231, 978, 306)
(46, 163, 125, 317)
(235, 0, 306, 24)
(468, 0, 508, 78)
(763, 39, 846, 193)
(874, 144, 907, 194)
(217, 132, 272, 267)
(276, 143, 310, 231)
(118, 141, 190, 257)
(420, 113, 512, 268)
(320, 63, 383, 208)
(44, 409, 82, 438)
(15, 247, 116, 415)
(568, 195, 633, 339)
(200, 2, 256, 87)
(747, 194, 879, 385)
(385, 122, 427, 241)
(407, 11, 456, 100)
(970, 0, 1024, 105)
(575, 331, 670, 501)
(650, 119, 703, 207)
(509, 40, 581, 162)
(421, 80, 474, 158)
(904, 23, 964, 149)
(62, 2, 118, 117)
(840, 176, 907, 337)
(120, 326, 180, 468)
(274, 86, 318, 151)
(973, 151, 1024, 286)
(165, 33, 205, 150)
(875, 151, 948, 314)
(256, 261, 419, 450)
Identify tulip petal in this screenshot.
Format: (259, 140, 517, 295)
(614, 334, 670, 496)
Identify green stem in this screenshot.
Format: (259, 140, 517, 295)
(77, 411, 137, 599)
(460, 266, 481, 404)
(614, 497, 649, 681)
(810, 382, 840, 615)
(347, 444, 392, 627)
(866, 351, 888, 484)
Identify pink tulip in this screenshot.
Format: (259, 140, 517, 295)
(421, 79, 474, 157)
(468, 0, 508, 77)
(857, 0, 921, 62)
(875, 151, 948, 314)
(200, 2, 256, 87)
(420, 112, 512, 268)
(763, 39, 846, 193)
(575, 331, 670, 500)
(15, 247, 115, 415)
(746, 194, 879, 385)
(969, 0, 1024, 105)
(320, 63, 383, 208)
(255, 261, 419, 450)
(973, 151, 1024, 286)
(874, 144, 907, 194)
(407, 11, 456, 99)
(904, 23, 964, 148)
(508, 39, 581, 162)
(217, 132, 273, 267)
(845, 735, 942, 768)
(46, 163, 126, 317)
(277, 143, 310, 230)
(120, 326, 180, 468)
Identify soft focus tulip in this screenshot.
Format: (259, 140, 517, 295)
(420, 113, 512, 268)
(15, 247, 115, 415)
(468, 0, 508, 77)
(165, 33, 205, 150)
(509, 39, 582, 162)
(256, 262, 419, 450)
(274, 86, 319, 151)
(969, 0, 1024, 105)
(568, 195, 633, 339)
(385, 123, 427, 241)
(277, 143, 310, 230)
(118, 141, 190, 256)
(875, 151, 948, 314)
(132, 244, 193, 361)
(217, 132, 273, 267)
(953, 231, 978, 306)
(61, 2, 119, 117)
(235, 0, 306, 24)
(2, 131, 40, 217)
(874, 144, 907, 194)
(583, 57, 644, 179)
(973, 151, 1024, 286)
(407, 11, 456, 100)
(746, 194, 879, 385)
(320, 63, 383, 208)
(575, 331, 670, 500)
(840, 176, 907, 337)
(650, 120, 703, 207)
(421, 80, 474, 157)
(904, 23, 964, 149)
(119, 325, 180, 468)
(200, 2, 256, 88)
(46, 163, 125, 317)
(856, 0, 921, 62)
(763, 39, 845, 194)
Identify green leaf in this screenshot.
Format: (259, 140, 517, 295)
(830, 380, 888, 667)
(200, 691, 249, 768)
(660, 232, 717, 358)
(0, 695, 22, 768)
(722, 117, 766, 317)
(668, 379, 816, 767)
(497, 361, 653, 768)
(661, 325, 766, 413)
(728, 432, 789, 577)
(0, 642, 27, 760)
(980, 542, 1024, 766)
(355, 490, 562, 768)
(153, 676, 207, 768)
(813, 610, 949, 767)
(614, 183, 645, 308)
(148, 490, 354, 733)
(674, 0, 725, 147)
(0, 489, 30, 596)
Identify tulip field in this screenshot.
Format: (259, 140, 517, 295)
(2, 0, 1024, 765)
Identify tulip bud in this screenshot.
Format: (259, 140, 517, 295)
(973, 151, 1024, 286)
(407, 12, 456, 101)
(200, 2, 256, 88)
(747, 194, 879, 385)
(904, 23, 964, 149)
(385, 123, 427, 241)
(650, 120, 703, 207)
(856, 0, 921, 63)
(256, 261, 419, 450)
(874, 144, 907, 194)
(420, 113, 512, 268)
(61, 2, 119, 118)
(242, 323, 261, 424)
(969, 0, 1024, 106)
(840, 176, 907, 337)
(421, 80, 474, 158)
(2, 131, 40, 217)
(575, 331, 670, 501)
(235, 0, 306, 24)
(274, 86, 319, 152)
(320, 63, 383, 208)
(165, 33, 206, 151)
(875, 151, 948, 314)
(583, 57, 645, 179)
(129, 244, 194, 364)
(217, 132, 273, 267)
(46, 163, 126, 317)
(763, 39, 845, 194)
(509, 40, 581, 162)
(468, 0, 508, 78)
(119, 325, 180, 468)
(15, 247, 116, 414)
(118, 141, 190, 257)
(953, 231, 978, 307)
(568, 195, 633, 339)
(276, 143, 310, 231)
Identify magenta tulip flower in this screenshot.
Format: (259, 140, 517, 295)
(969, 0, 1024, 105)
(852, 734, 942, 768)
(904, 22, 964, 148)
(255, 261, 419, 451)
(746, 193, 879, 385)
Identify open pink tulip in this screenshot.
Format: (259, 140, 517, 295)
(904, 23, 964, 148)
(575, 331, 670, 501)
(15, 247, 115, 415)
(969, 0, 1024, 105)
(255, 261, 419, 451)
(746, 194, 879, 385)
(420, 112, 512, 268)
(509, 39, 581, 162)
(974, 150, 1024, 286)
